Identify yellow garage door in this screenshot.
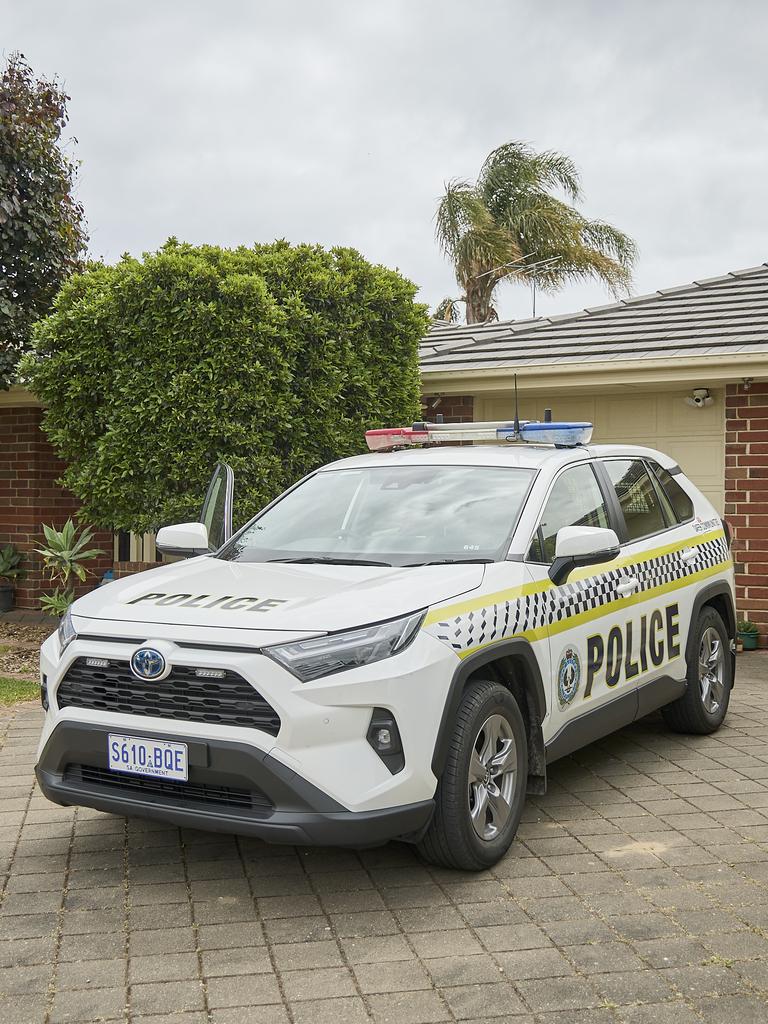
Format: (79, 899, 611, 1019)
(475, 388, 725, 513)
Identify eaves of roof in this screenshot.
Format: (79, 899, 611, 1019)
(420, 263, 768, 382)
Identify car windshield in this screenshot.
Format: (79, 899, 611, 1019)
(219, 465, 535, 567)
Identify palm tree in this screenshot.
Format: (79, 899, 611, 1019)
(435, 142, 637, 324)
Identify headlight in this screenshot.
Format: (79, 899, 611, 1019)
(264, 610, 426, 682)
(58, 608, 77, 654)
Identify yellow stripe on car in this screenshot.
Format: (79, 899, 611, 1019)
(424, 528, 725, 627)
(423, 529, 731, 660)
(455, 558, 732, 659)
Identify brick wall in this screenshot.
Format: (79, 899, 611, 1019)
(114, 560, 162, 579)
(421, 395, 474, 423)
(0, 406, 113, 610)
(726, 382, 768, 644)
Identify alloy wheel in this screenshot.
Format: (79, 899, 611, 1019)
(699, 626, 725, 714)
(467, 713, 517, 841)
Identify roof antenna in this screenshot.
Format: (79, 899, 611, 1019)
(513, 374, 520, 439)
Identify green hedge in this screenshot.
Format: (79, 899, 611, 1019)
(24, 239, 428, 532)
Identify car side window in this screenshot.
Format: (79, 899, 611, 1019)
(528, 464, 610, 564)
(648, 462, 694, 523)
(603, 459, 667, 542)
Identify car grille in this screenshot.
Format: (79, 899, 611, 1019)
(56, 659, 281, 735)
(63, 763, 272, 812)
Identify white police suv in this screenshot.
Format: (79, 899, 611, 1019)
(35, 420, 736, 870)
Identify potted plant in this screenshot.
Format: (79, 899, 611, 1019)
(737, 619, 759, 651)
(36, 519, 105, 616)
(0, 545, 23, 612)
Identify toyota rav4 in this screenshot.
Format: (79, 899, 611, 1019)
(35, 420, 736, 870)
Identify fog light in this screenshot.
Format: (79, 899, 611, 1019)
(195, 668, 226, 679)
(40, 675, 49, 711)
(375, 727, 392, 749)
(86, 657, 110, 669)
(366, 709, 404, 774)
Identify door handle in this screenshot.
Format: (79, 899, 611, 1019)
(680, 547, 699, 564)
(616, 577, 640, 597)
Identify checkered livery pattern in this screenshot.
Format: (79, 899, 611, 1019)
(427, 535, 730, 653)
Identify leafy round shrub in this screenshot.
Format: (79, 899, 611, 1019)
(24, 239, 427, 532)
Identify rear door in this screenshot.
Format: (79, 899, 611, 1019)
(595, 457, 691, 715)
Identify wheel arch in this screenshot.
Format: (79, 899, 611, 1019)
(689, 579, 736, 685)
(432, 639, 548, 795)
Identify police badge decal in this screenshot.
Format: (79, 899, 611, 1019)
(558, 647, 581, 706)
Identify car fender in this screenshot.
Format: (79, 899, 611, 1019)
(687, 578, 736, 685)
(430, 638, 547, 792)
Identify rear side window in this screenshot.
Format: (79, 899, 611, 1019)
(649, 463, 694, 524)
(528, 464, 609, 563)
(603, 459, 667, 542)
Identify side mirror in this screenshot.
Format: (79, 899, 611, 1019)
(156, 522, 210, 558)
(549, 526, 620, 586)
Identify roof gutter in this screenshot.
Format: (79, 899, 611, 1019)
(420, 353, 768, 394)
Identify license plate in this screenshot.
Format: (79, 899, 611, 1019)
(108, 734, 188, 781)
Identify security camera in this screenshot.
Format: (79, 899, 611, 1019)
(685, 388, 713, 409)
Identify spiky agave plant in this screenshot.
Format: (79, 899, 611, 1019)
(435, 142, 637, 324)
(35, 518, 105, 613)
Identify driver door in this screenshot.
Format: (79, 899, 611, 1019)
(199, 462, 235, 551)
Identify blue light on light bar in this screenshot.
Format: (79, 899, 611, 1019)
(518, 422, 593, 446)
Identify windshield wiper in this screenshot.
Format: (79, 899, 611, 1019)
(404, 558, 495, 567)
(267, 556, 393, 567)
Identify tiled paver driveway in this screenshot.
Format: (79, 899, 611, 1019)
(4, 659, 768, 1024)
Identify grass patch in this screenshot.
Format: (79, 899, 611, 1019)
(0, 676, 38, 706)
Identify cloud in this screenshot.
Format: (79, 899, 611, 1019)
(6, 0, 768, 320)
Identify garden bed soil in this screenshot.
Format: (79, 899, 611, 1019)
(0, 621, 50, 679)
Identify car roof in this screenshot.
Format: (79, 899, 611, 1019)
(321, 443, 679, 473)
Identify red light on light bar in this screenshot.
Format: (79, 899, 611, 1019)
(365, 427, 429, 451)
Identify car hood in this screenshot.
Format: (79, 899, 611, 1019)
(71, 556, 486, 635)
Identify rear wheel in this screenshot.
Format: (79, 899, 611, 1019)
(661, 606, 732, 734)
(417, 679, 528, 871)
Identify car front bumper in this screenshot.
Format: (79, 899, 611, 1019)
(35, 719, 435, 846)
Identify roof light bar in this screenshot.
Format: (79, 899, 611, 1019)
(365, 427, 430, 451)
(365, 420, 593, 451)
(519, 422, 593, 446)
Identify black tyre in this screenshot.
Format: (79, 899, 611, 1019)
(417, 679, 528, 871)
(661, 606, 732, 735)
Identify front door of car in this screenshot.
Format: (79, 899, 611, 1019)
(199, 462, 235, 550)
(524, 461, 644, 753)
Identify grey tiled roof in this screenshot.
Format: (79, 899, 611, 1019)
(420, 263, 768, 373)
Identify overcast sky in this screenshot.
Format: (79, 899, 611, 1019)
(5, 0, 768, 321)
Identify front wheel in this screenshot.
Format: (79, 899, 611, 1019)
(417, 680, 528, 871)
(661, 606, 732, 734)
